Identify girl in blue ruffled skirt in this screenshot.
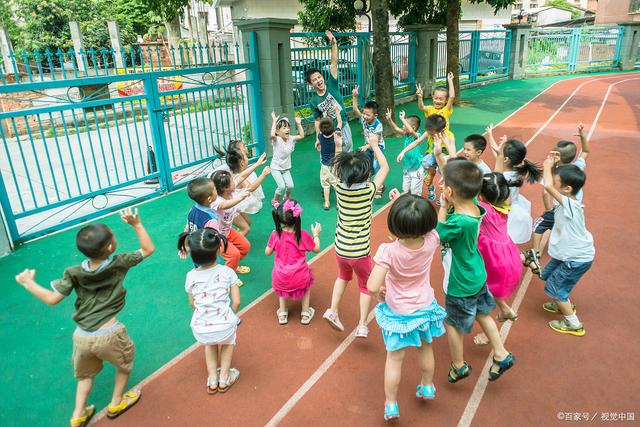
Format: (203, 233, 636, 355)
(367, 192, 447, 422)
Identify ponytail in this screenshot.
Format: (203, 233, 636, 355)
(272, 199, 303, 245)
(177, 232, 190, 252)
(503, 139, 542, 186)
(514, 159, 543, 184)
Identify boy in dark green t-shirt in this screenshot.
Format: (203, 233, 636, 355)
(435, 158, 516, 383)
(15, 208, 154, 427)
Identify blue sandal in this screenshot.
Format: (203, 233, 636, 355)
(488, 353, 515, 382)
(383, 402, 400, 421)
(416, 384, 436, 400)
(448, 361, 472, 383)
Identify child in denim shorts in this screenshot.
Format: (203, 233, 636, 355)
(539, 154, 594, 337)
(435, 159, 516, 383)
(15, 208, 154, 427)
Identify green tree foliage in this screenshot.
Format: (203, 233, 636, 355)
(0, 0, 20, 44)
(545, 0, 583, 19)
(388, 0, 515, 28)
(297, 0, 357, 32)
(6, 0, 161, 52)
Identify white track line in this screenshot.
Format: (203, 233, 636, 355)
(265, 310, 376, 427)
(586, 77, 640, 141)
(456, 74, 636, 427)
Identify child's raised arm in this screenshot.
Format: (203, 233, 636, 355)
(542, 153, 564, 205)
(399, 111, 419, 138)
(311, 222, 322, 253)
(270, 111, 278, 143)
(15, 269, 65, 306)
(121, 208, 155, 258)
(416, 83, 428, 113)
(214, 190, 251, 210)
(351, 85, 361, 118)
(246, 166, 271, 193)
(446, 72, 455, 111)
(396, 131, 429, 163)
(433, 133, 448, 172)
(293, 115, 305, 141)
(485, 124, 500, 158)
(576, 123, 589, 160)
(335, 130, 343, 154)
(369, 135, 389, 190)
(385, 108, 404, 135)
(236, 152, 267, 186)
(326, 30, 339, 80)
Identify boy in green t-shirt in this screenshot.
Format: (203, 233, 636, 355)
(15, 208, 154, 427)
(435, 158, 516, 383)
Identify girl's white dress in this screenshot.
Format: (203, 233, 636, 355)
(234, 172, 264, 214)
(503, 170, 532, 244)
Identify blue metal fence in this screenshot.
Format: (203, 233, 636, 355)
(0, 36, 263, 243)
(526, 26, 623, 73)
(437, 30, 512, 84)
(290, 31, 417, 120)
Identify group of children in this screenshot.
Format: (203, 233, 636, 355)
(15, 61, 595, 425)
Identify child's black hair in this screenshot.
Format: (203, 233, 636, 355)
(76, 223, 113, 259)
(464, 134, 487, 152)
(433, 86, 449, 96)
(555, 140, 577, 164)
(225, 149, 244, 174)
(425, 114, 447, 133)
(443, 160, 483, 199)
(331, 151, 372, 186)
(177, 227, 228, 266)
(212, 170, 232, 194)
(405, 115, 421, 131)
(272, 199, 303, 244)
(363, 100, 378, 115)
(555, 164, 586, 195)
(480, 172, 517, 206)
(387, 194, 437, 239)
(503, 139, 543, 186)
(187, 177, 215, 205)
(276, 118, 290, 130)
(319, 117, 335, 136)
(305, 67, 322, 84)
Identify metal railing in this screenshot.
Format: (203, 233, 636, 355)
(437, 30, 512, 84)
(290, 32, 417, 120)
(526, 26, 623, 73)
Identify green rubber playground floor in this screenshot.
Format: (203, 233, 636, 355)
(0, 72, 624, 426)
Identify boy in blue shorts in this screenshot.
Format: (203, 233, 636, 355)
(539, 153, 594, 336)
(15, 208, 154, 427)
(436, 159, 515, 383)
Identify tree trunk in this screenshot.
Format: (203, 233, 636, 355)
(446, 0, 461, 104)
(165, 15, 181, 50)
(370, 0, 395, 137)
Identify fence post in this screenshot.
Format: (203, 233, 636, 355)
(235, 18, 297, 157)
(469, 30, 480, 83)
(617, 22, 640, 70)
(405, 24, 442, 96)
(0, 27, 13, 75)
(108, 21, 125, 69)
(568, 27, 581, 72)
(69, 21, 86, 74)
(503, 23, 532, 80)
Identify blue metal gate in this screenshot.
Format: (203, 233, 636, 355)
(0, 33, 263, 243)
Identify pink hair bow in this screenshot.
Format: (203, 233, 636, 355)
(283, 200, 302, 217)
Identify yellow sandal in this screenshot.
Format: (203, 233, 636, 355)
(107, 389, 141, 419)
(70, 405, 95, 427)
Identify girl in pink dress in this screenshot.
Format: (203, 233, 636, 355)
(474, 172, 523, 346)
(265, 199, 321, 325)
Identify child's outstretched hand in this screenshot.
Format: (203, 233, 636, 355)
(385, 108, 393, 121)
(311, 222, 322, 236)
(261, 166, 271, 177)
(377, 286, 387, 301)
(416, 83, 423, 98)
(16, 269, 36, 287)
(544, 152, 557, 170)
(389, 188, 401, 200)
(366, 134, 378, 149)
(239, 189, 251, 200)
(271, 111, 277, 122)
(294, 115, 302, 126)
(447, 71, 455, 82)
(352, 85, 359, 97)
(257, 152, 267, 165)
(120, 207, 141, 227)
(399, 110, 405, 121)
(433, 133, 444, 156)
(575, 123, 585, 137)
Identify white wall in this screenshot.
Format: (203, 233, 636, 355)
(536, 8, 573, 25)
(461, 1, 513, 30)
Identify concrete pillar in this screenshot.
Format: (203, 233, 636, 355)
(617, 22, 640, 71)
(69, 21, 86, 74)
(503, 23, 532, 80)
(234, 18, 297, 156)
(108, 21, 124, 69)
(0, 27, 14, 75)
(405, 24, 442, 95)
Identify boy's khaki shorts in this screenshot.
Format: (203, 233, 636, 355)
(72, 325, 135, 379)
(320, 164, 338, 190)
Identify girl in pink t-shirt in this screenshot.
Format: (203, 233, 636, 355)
(265, 199, 321, 325)
(367, 193, 446, 422)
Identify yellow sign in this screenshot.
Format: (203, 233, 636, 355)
(116, 68, 184, 102)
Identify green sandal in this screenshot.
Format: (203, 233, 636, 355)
(448, 361, 472, 383)
(488, 353, 515, 382)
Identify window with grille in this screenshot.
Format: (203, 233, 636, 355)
(631, 0, 640, 13)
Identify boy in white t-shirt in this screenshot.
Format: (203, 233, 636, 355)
(525, 123, 590, 274)
(462, 134, 492, 175)
(538, 153, 594, 337)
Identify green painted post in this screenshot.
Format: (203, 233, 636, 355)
(503, 23, 532, 80)
(234, 18, 297, 157)
(404, 24, 442, 96)
(617, 22, 640, 70)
